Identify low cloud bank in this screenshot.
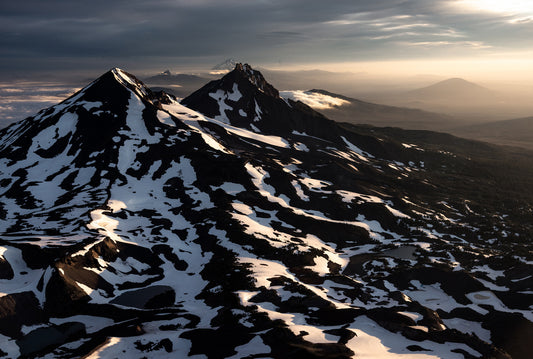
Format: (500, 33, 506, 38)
(280, 90, 349, 110)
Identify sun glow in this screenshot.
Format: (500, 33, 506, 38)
(458, 0, 533, 14)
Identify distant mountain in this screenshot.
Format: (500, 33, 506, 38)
(0, 64, 532, 358)
(211, 58, 238, 73)
(261, 68, 368, 95)
(451, 116, 533, 150)
(146, 72, 206, 84)
(406, 78, 498, 104)
(143, 71, 209, 97)
(369, 78, 511, 120)
(281, 89, 461, 131)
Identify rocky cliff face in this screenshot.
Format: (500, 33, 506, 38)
(0, 65, 531, 358)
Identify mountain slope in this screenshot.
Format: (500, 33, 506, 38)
(181, 63, 344, 141)
(0, 65, 531, 359)
(450, 116, 533, 150)
(280, 89, 460, 131)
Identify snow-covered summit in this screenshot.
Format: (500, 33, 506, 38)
(182, 64, 343, 141)
(211, 58, 238, 73)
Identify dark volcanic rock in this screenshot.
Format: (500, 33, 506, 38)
(16, 322, 86, 357)
(0, 291, 45, 338)
(483, 311, 533, 359)
(110, 285, 175, 309)
(0, 256, 14, 279)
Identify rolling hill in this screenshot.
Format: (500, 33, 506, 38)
(451, 116, 533, 150)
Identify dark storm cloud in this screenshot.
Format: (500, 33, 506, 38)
(1, 0, 533, 74)
(1, 0, 376, 56)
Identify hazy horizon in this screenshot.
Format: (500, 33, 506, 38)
(3, 0, 533, 146)
(3, 61, 533, 129)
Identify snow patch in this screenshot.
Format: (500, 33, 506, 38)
(163, 100, 289, 149)
(156, 110, 175, 127)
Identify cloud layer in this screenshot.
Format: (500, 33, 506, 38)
(280, 90, 349, 110)
(0, 81, 79, 126)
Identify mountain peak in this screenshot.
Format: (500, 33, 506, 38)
(406, 77, 496, 104)
(0, 67, 174, 161)
(212, 58, 237, 71)
(73, 67, 150, 102)
(108, 67, 152, 98)
(181, 63, 341, 140)
(414, 77, 492, 94)
(229, 63, 279, 98)
(85, 67, 173, 109)
(436, 77, 483, 87)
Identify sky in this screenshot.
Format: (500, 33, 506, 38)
(2, 0, 533, 79)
